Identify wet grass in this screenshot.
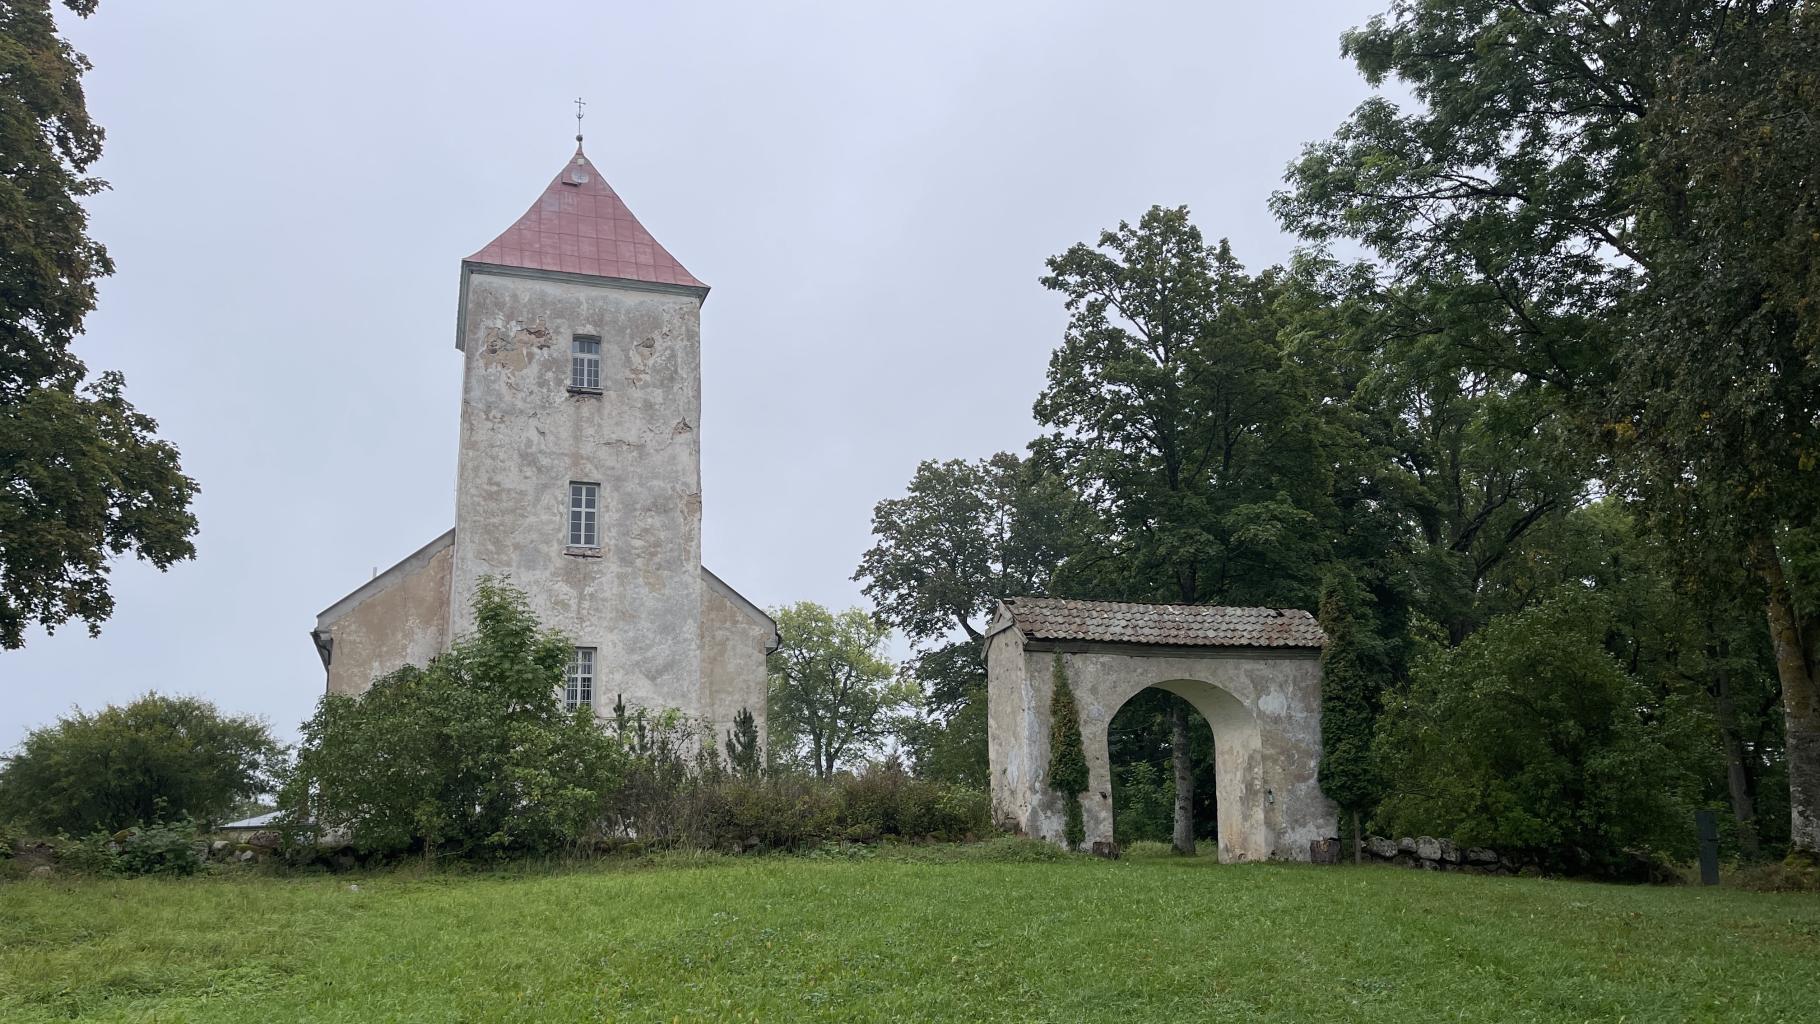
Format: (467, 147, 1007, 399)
(3, 843, 1818, 1022)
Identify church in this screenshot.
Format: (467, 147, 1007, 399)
(309, 139, 776, 739)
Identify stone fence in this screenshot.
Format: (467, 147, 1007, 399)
(1362, 835, 1517, 872)
(1312, 834, 1521, 873)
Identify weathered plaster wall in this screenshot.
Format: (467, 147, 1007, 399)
(450, 267, 705, 720)
(987, 627, 1337, 862)
(987, 626, 1063, 835)
(699, 568, 772, 741)
(317, 534, 453, 696)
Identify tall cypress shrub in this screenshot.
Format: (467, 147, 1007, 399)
(1317, 567, 1385, 862)
(1048, 654, 1089, 849)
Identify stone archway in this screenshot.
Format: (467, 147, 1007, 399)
(985, 597, 1337, 862)
(1101, 679, 1265, 861)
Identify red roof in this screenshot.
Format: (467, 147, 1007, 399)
(465, 145, 705, 289)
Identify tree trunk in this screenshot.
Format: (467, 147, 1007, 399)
(1712, 658, 1763, 859)
(1753, 532, 1820, 858)
(1170, 700, 1195, 855)
(1352, 809, 1362, 865)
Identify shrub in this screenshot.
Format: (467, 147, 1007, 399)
(1048, 655, 1088, 849)
(114, 820, 204, 876)
(54, 819, 203, 877)
(596, 716, 992, 853)
(1374, 595, 1697, 877)
(283, 579, 625, 859)
(0, 694, 284, 835)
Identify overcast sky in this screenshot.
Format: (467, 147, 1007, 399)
(2, 0, 1389, 747)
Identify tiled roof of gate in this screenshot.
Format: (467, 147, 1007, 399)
(466, 144, 705, 289)
(1002, 597, 1325, 649)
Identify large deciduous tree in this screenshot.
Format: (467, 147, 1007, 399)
(1277, 0, 1820, 855)
(766, 602, 907, 778)
(855, 452, 1076, 784)
(0, 0, 198, 648)
(1036, 207, 1331, 609)
(1624, 5, 1820, 855)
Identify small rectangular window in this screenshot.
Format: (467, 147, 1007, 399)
(566, 647, 595, 710)
(568, 482, 599, 548)
(571, 335, 601, 390)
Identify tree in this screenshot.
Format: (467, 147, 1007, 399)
(283, 579, 623, 857)
(1048, 655, 1088, 849)
(1035, 208, 1331, 609)
(0, 693, 283, 834)
(855, 453, 1077, 785)
(1316, 566, 1388, 863)
(856, 452, 1075, 646)
(766, 602, 907, 778)
(1035, 208, 1335, 847)
(1623, 6, 1820, 856)
(725, 707, 761, 778)
(1375, 593, 1698, 877)
(1276, 0, 1820, 854)
(0, 0, 199, 648)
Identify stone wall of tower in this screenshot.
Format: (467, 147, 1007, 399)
(449, 265, 705, 719)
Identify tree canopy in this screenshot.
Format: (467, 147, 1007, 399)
(0, 692, 284, 834)
(0, 0, 198, 648)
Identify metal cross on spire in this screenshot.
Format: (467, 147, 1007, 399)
(574, 97, 586, 144)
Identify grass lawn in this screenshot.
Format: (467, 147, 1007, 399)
(3, 843, 1818, 1023)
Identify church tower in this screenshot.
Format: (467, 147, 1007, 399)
(311, 142, 773, 736)
(451, 145, 710, 715)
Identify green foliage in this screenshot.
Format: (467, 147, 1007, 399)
(1106, 689, 1214, 842)
(1317, 566, 1388, 816)
(0, 693, 284, 834)
(1276, 0, 1820, 852)
(55, 819, 203, 877)
(1375, 594, 1699, 876)
(1035, 208, 1328, 607)
(894, 639, 989, 788)
(766, 602, 909, 778)
(603, 730, 990, 853)
(1111, 761, 1174, 845)
(854, 454, 1074, 789)
(855, 452, 1078, 645)
(0, 0, 197, 648)
(283, 579, 625, 858)
(725, 707, 762, 779)
(1047, 655, 1088, 848)
(896, 678, 989, 790)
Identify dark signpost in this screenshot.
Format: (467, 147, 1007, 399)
(1696, 809, 1720, 886)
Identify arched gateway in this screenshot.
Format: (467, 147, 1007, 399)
(985, 598, 1337, 862)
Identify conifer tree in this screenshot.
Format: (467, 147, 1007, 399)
(1048, 654, 1089, 849)
(1317, 567, 1386, 863)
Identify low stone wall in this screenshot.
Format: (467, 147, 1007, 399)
(1356, 835, 1519, 873)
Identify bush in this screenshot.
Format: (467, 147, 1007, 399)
(0, 694, 284, 835)
(1374, 595, 1698, 878)
(283, 579, 625, 859)
(54, 819, 204, 877)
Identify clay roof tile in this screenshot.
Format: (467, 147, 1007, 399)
(1001, 597, 1324, 649)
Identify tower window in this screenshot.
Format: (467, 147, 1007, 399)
(571, 335, 602, 390)
(566, 647, 595, 710)
(568, 482, 599, 548)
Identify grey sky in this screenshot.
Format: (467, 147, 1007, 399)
(2, 0, 1387, 747)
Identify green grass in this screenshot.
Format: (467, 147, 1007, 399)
(3, 844, 1818, 1023)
